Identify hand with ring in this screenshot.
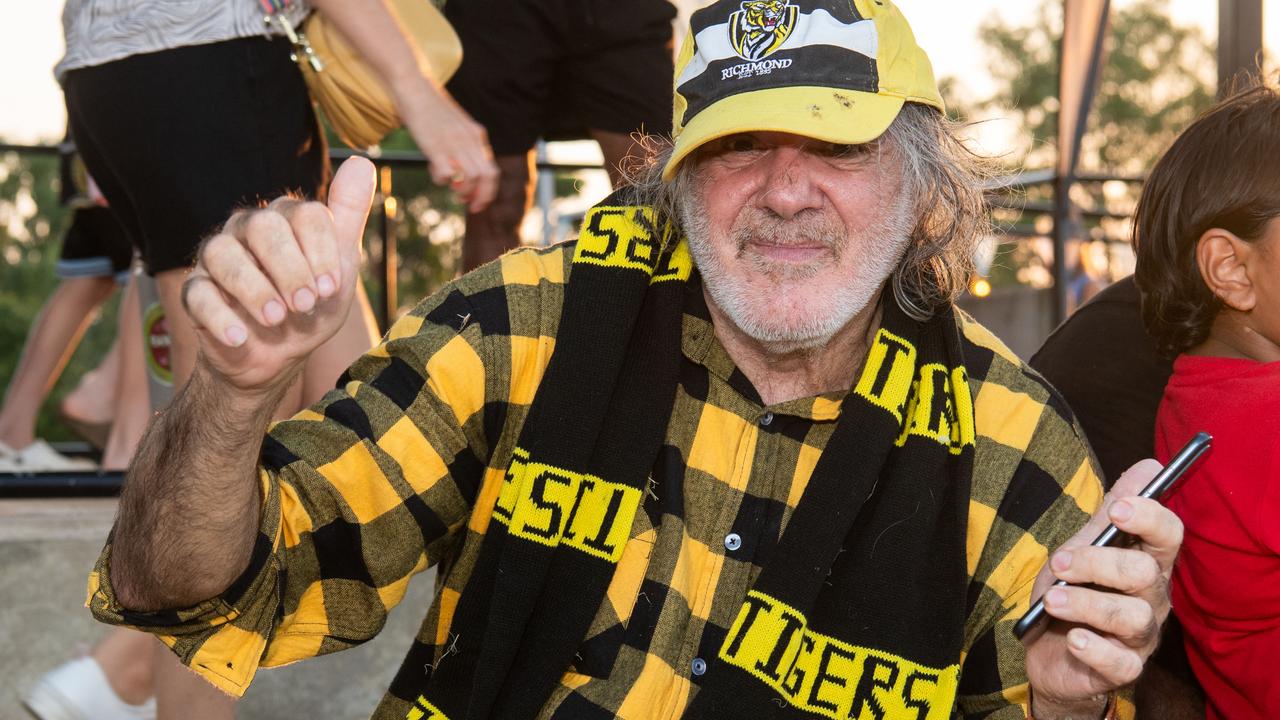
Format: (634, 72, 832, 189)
(181, 158, 377, 396)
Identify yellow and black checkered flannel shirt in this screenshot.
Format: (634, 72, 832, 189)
(89, 243, 1117, 719)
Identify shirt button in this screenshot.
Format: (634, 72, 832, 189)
(759, 412, 774, 426)
(724, 533, 742, 551)
(691, 657, 707, 676)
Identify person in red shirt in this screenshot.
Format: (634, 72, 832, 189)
(1133, 77, 1280, 720)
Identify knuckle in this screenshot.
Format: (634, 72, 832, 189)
(1167, 511, 1185, 546)
(266, 194, 299, 211)
(291, 201, 331, 232)
(200, 234, 235, 267)
(1135, 552, 1160, 585)
(1135, 604, 1158, 645)
(222, 209, 251, 235)
(1117, 652, 1144, 685)
(244, 210, 290, 247)
(1117, 550, 1159, 589)
(181, 279, 206, 313)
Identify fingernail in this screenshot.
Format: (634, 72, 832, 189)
(1052, 550, 1073, 573)
(264, 300, 286, 325)
(317, 274, 335, 298)
(1110, 501, 1135, 523)
(1046, 588, 1068, 608)
(294, 287, 316, 313)
(1069, 630, 1089, 651)
(225, 325, 247, 347)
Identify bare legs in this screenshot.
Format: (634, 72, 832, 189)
(0, 275, 116, 450)
(458, 130, 650, 272)
(90, 629, 157, 706)
(461, 153, 535, 272)
(99, 278, 149, 470)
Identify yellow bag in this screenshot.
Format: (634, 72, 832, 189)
(295, 0, 463, 149)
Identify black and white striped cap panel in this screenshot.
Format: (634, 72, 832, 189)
(676, 0, 881, 124)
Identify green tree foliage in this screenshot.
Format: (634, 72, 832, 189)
(953, 0, 1216, 291)
(973, 0, 1215, 172)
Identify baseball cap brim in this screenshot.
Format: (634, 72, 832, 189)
(661, 86, 906, 180)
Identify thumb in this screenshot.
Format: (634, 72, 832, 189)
(1060, 458, 1163, 554)
(1033, 459, 1164, 595)
(327, 157, 378, 268)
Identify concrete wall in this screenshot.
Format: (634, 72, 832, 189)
(958, 286, 1056, 360)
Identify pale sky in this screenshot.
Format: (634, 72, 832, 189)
(0, 1, 1274, 144)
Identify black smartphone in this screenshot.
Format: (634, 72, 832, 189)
(1012, 431, 1212, 640)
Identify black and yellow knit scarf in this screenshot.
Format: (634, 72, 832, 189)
(411, 198, 976, 720)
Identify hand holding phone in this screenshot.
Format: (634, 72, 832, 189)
(1012, 431, 1212, 639)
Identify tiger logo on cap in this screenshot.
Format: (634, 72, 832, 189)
(729, 0, 799, 61)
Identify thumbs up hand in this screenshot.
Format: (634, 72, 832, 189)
(182, 157, 377, 396)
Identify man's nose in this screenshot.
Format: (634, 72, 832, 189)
(754, 147, 823, 220)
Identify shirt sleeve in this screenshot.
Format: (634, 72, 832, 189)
(85, 271, 509, 698)
(955, 381, 1111, 719)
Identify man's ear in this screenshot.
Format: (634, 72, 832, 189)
(1196, 228, 1256, 312)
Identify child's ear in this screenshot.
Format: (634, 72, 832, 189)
(1196, 228, 1256, 312)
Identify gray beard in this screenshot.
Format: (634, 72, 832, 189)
(680, 190, 914, 353)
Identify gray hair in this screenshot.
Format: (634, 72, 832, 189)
(624, 104, 995, 321)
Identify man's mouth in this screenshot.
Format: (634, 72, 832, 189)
(743, 240, 829, 264)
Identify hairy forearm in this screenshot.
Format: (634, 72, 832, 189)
(111, 363, 294, 611)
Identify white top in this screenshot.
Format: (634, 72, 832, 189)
(56, 0, 311, 82)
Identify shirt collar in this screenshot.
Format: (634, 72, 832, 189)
(680, 276, 848, 423)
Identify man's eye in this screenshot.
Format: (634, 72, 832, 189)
(825, 143, 869, 158)
(722, 136, 762, 153)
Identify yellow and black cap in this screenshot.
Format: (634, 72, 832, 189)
(664, 0, 944, 179)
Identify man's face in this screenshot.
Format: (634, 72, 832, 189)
(680, 131, 914, 352)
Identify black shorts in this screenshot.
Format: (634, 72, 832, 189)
(445, 0, 677, 156)
(63, 36, 328, 275)
(56, 206, 135, 281)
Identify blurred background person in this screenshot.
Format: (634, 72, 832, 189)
(443, 0, 677, 269)
(0, 147, 145, 473)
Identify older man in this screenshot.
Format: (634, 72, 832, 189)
(91, 2, 1180, 718)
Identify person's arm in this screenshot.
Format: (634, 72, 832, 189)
(307, 0, 498, 212)
(107, 158, 379, 611)
(109, 365, 282, 609)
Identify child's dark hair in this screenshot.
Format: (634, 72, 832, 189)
(1133, 76, 1280, 357)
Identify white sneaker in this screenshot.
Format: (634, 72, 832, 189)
(3, 439, 97, 473)
(22, 657, 156, 720)
(0, 441, 22, 473)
